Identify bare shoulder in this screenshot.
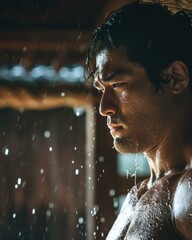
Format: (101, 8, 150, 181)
(172, 168, 192, 239)
(106, 179, 149, 240)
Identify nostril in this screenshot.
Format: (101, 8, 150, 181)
(107, 110, 116, 116)
(99, 103, 117, 116)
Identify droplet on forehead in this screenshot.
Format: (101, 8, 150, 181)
(96, 49, 109, 70)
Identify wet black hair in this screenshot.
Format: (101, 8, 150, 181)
(87, 1, 192, 91)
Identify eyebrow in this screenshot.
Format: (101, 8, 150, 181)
(103, 69, 132, 82)
(93, 69, 130, 89)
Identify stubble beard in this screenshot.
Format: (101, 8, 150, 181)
(113, 135, 140, 154)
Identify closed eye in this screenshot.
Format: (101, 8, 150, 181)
(112, 82, 127, 88)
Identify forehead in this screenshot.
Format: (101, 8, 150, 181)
(95, 49, 109, 70)
(95, 48, 136, 73)
(95, 48, 134, 68)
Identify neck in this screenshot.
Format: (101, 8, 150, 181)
(144, 125, 192, 186)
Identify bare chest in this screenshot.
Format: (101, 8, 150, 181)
(124, 200, 172, 239)
(107, 181, 180, 240)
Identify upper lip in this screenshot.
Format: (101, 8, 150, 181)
(107, 123, 122, 131)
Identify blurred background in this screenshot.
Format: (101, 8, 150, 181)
(0, 0, 191, 239)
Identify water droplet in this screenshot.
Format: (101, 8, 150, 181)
(15, 184, 18, 189)
(113, 198, 119, 208)
(73, 107, 85, 117)
(78, 217, 84, 224)
(100, 217, 105, 223)
(109, 189, 115, 197)
(74, 146, 77, 151)
(22, 181, 26, 188)
(44, 130, 51, 138)
(46, 210, 51, 217)
(75, 169, 79, 175)
(54, 185, 58, 193)
(77, 32, 82, 42)
(32, 208, 36, 214)
(98, 156, 104, 163)
(49, 202, 54, 209)
(17, 178, 21, 185)
(2, 146, 9, 156)
(13, 213, 16, 218)
(23, 46, 27, 52)
(91, 205, 99, 216)
(61, 92, 65, 97)
(49, 147, 53, 152)
(40, 169, 44, 174)
(19, 108, 24, 113)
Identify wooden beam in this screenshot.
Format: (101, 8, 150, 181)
(0, 30, 92, 66)
(97, 0, 134, 24)
(0, 81, 99, 110)
(97, 0, 192, 24)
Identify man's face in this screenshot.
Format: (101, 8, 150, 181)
(93, 48, 176, 153)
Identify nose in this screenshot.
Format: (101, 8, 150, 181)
(99, 88, 119, 116)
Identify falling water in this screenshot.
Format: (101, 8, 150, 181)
(134, 152, 138, 188)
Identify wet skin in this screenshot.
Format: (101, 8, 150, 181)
(106, 169, 192, 240)
(93, 48, 192, 239)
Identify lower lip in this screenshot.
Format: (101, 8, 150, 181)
(110, 126, 122, 134)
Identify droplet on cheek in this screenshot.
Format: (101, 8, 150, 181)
(119, 91, 128, 103)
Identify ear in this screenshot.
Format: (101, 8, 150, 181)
(166, 61, 189, 94)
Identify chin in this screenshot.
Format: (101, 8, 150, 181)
(113, 136, 139, 154)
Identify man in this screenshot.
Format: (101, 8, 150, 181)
(87, 1, 192, 239)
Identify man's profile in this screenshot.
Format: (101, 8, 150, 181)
(87, 1, 192, 239)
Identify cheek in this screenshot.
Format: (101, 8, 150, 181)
(119, 91, 128, 104)
(118, 85, 152, 112)
(120, 95, 165, 128)
(120, 94, 145, 115)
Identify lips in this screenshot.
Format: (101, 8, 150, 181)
(107, 116, 124, 134)
(108, 124, 123, 134)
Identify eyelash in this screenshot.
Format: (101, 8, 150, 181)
(112, 82, 126, 88)
(96, 82, 127, 95)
